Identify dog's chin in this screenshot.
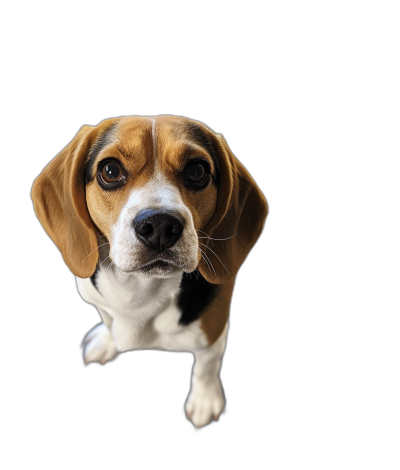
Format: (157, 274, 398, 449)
(138, 260, 182, 278)
(119, 260, 184, 279)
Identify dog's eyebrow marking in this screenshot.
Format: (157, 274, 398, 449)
(185, 122, 220, 181)
(85, 123, 118, 185)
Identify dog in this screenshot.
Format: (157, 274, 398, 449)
(31, 115, 268, 428)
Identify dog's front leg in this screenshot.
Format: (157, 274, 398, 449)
(185, 323, 228, 428)
(82, 308, 118, 365)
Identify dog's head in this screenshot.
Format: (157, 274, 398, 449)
(31, 115, 268, 283)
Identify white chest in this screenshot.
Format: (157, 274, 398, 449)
(76, 266, 208, 353)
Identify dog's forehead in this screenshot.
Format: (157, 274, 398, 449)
(86, 115, 218, 204)
(109, 117, 154, 158)
(110, 115, 209, 163)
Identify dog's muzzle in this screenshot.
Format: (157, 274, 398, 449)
(133, 209, 185, 253)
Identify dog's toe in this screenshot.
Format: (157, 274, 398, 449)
(82, 323, 118, 365)
(185, 378, 225, 428)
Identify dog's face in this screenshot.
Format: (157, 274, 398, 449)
(31, 115, 268, 283)
(85, 116, 218, 277)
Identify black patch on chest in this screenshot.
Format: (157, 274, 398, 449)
(178, 272, 220, 325)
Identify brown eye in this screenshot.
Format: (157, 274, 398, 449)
(186, 162, 206, 182)
(101, 162, 122, 183)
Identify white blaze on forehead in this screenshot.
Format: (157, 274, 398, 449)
(117, 117, 185, 224)
(135, 117, 184, 212)
(149, 117, 157, 159)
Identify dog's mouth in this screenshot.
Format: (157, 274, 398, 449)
(123, 258, 185, 276)
(140, 260, 174, 270)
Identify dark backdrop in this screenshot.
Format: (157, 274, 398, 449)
(15, 79, 303, 450)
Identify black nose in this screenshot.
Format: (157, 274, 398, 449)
(133, 209, 184, 252)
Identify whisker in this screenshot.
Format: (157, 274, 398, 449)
(97, 256, 110, 269)
(103, 245, 127, 277)
(199, 250, 213, 278)
(197, 234, 237, 241)
(199, 247, 216, 278)
(196, 230, 214, 246)
(202, 252, 216, 278)
(84, 242, 110, 261)
(199, 242, 230, 275)
(197, 229, 210, 237)
(198, 247, 211, 272)
(97, 249, 111, 270)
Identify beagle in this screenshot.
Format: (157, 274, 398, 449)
(31, 115, 268, 428)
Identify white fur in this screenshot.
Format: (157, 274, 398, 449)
(109, 116, 198, 275)
(185, 323, 228, 427)
(82, 323, 118, 364)
(110, 174, 199, 275)
(77, 159, 228, 427)
(76, 265, 228, 427)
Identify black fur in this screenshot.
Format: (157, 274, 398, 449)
(186, 122, 220, 184)
(91, 268, 218, 320)
(90, 268, 99, 291)
(178, 272, 220, 325)
(85, 123, 118, 185)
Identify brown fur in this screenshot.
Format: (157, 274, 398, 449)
(200, 277, 236, 344)
(31, 125, 99, 278)
(31, 115, 268, 344)
(85, 118, 157, 244)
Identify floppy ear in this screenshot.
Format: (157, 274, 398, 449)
(198, 134, 268, 284)
(31, 125, 99, 278)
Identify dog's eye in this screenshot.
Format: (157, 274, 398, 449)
(186, 162, 206, 183)
(184, 160, 211, 191)
(101, 162, 122, 183)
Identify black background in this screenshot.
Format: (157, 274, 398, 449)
(12, 68, 313, 454)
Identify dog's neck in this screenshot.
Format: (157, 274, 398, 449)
(102, 263, 182, 302)
(94, 244, 183, 319)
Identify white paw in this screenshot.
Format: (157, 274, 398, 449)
(185, 377, 226, 428)
(82, 323, 118, 365)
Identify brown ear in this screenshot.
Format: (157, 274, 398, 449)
(31, 125, 99, 278)
(198, 134, 268, 284)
